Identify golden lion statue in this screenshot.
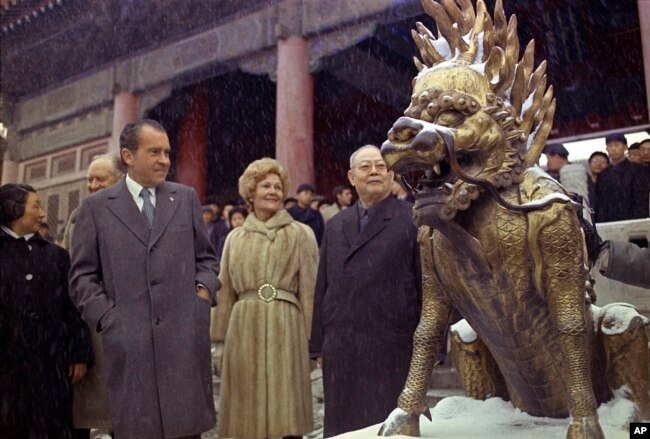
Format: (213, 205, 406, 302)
(377, 1, 650, 438)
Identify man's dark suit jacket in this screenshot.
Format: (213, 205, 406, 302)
(310, 195, 421, 437)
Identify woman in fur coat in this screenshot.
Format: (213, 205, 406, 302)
(211, 158, 318, 439)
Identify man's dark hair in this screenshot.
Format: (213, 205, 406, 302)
(119, 119, 167, 157)
(0, 183, 36, 227)
(332, 185, 349, 198)
(588, 151, 609, 163)
(283, 197, 298, 207)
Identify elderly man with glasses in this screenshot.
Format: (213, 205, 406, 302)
(310, 144, 422, 437)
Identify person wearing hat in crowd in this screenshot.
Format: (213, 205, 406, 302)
(543, 144, 590, 206)
(595, 133, 648, 222)
(287, 183, 325, 245)
(628, 142, 642, 164)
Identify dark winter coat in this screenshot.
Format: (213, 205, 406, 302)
(0, 229, 92, 436)
(288, 204, 325, 245)
(69, 179, 220, 438)
(595, 159, 648, 222)
(310, 196, 421, 437)
(602, 239, 650, 289)
(209, 218, 229, 259)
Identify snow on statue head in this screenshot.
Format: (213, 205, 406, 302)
(377, 1, 650, 439)
(381, 0, 557, 222)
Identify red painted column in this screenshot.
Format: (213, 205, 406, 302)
(177, 82, 209, 201)
(110, 92, 138, 153)
(276, 37, 314, 193)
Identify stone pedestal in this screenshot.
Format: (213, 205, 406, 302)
(276, 37, 314, 193)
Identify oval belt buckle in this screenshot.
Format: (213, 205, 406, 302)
(257, 283, 277, 303)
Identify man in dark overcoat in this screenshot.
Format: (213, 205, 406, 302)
(595, 133, 648, 221)
(310, 145, 421, 437)
(69, 119, 220, 438)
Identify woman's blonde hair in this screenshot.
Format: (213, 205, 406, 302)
(238, 158, 290, 211)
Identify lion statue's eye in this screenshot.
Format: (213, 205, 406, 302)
(436, 111, 464, 127)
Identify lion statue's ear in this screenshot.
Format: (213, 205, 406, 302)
(484, 47, 504, 87)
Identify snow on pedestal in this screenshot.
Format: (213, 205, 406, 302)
(335, 389, 634, 439)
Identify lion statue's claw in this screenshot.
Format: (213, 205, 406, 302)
(377, 408, 421, 437)
(566, 415, 605, 439)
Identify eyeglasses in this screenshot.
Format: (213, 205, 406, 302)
(354, 160, 388, 173)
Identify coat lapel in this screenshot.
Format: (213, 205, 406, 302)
(149, 182, 180, 248)
(341, 205, 359, 248)
(345, 197, 394, 260)
(106, 179, 150, 246)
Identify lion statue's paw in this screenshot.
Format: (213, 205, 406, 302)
(377, 408, 422, 437)
(566, 415, 605, 439)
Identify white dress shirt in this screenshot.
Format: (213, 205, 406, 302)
(125, 174, 157, 211)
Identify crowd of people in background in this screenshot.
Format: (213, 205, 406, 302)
(543, 134, 650, 223)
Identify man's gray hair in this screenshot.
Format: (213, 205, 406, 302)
(90, 153, 126, 177)
(349, 144, 380, 169)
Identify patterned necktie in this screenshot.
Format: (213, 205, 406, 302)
(140, 188, 155, 227)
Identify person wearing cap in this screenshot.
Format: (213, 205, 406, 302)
(543, 144, 569, 180)
(628, 142, 642, 164)
(543, 144, 590, 206)
(287, 183, 325, 245)
(595, 133, 648, 222)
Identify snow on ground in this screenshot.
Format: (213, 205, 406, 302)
(336, 389, 635, 439)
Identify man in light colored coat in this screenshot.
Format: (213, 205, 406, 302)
(69, 119, 220, 438)
(62, 153, 123, 437)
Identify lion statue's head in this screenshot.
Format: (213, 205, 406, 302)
(381, 0, 556, 221)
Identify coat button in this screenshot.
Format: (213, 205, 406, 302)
(25, 274, 33, 280)
(29, 312, 38, 320)
(151, 281, 159, 286)
(154, 317, 161, 325)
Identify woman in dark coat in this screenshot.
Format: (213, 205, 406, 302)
(0, 183, 92, 439)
